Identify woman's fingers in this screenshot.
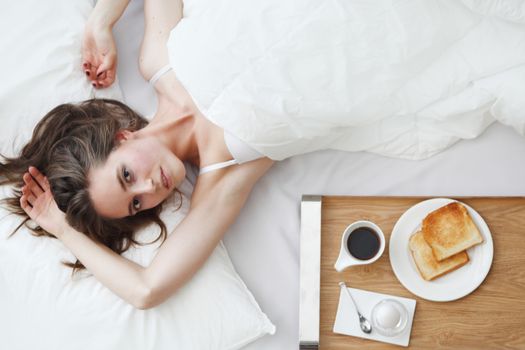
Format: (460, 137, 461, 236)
(20, 195, 31, 209)
(26, 193, 37, 206)
(96, 60, 108, 76)
(88, 60, 97, 82)
(96, 55, 115, 77)
(21, 185, 37, 204)
(94, 56, 116, 88)
(83, 58, 99, 84)
(20, 194, 39, 223)
(84, 60, 98, 82)
(22, 186, 38, 205)
(28, 166, 50, 191)
(20, 195, 33, 217)
(94, 72, 107, 88)
(23, 172, 44, 196)
(96, 71, 107, 81)
(21, 185, 28, 196)
(83, 61, 92, 79)
(23, 173, 44, 197)
(97, 69, 115, 88)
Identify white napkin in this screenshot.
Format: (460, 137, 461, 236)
(333, 287, 416, 347)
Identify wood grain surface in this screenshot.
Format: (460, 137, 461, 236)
(319, 196, 525, 349)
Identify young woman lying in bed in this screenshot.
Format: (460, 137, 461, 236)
(0, 0, 273, 309)
(3, 0, 521, 310)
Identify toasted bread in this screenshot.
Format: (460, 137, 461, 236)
(409, 230, 470, 281)
(422, 202, 483, 261)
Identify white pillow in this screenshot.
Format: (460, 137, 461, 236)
(0, 175, 275, 350)
(0, 1, 275, 349)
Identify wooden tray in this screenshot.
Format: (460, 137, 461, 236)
(319, 196, 525, 349)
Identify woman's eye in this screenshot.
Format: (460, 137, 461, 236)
(133, 198, 141, 211)
(123, 167, 131, 182)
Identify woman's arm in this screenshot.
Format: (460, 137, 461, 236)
(138, 0, 194, 115)
(88, 0, 130, 29)
(21, 159, 273, 309)
(83, 0, 130, 88)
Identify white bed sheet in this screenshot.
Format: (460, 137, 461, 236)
(114, 2, 525, 349)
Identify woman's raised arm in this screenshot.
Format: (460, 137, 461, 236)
(83, 0, 130, 88)
(20, 159, 273, 309)
(138, 0, 194, 116)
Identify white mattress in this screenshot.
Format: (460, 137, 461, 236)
(114, 2, 525, 349)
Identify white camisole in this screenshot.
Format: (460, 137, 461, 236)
(149, 65, 264, 176)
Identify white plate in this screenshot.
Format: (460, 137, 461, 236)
(389, 198, 494, 302)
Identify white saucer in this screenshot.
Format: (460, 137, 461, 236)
(333, 287, 416, 347)
(389, 198, 494, 302)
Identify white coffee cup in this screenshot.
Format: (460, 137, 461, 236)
(334, 220, 385, 272)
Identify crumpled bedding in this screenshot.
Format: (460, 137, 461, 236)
(167, 0, 525, 160)
(110, 2, 525, 348)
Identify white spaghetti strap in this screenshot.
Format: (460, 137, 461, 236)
(199, 159, 238, 175)
(149, 65, 173, 86)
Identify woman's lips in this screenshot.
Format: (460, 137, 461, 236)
(161, 167, 171, 190)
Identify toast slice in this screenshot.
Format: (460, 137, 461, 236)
(409, 230, 470, 281)
(422, 202, 483, 261)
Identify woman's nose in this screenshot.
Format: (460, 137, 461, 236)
(132, 178, 155, 194)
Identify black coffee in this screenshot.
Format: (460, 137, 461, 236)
(346, 227, 380, 260)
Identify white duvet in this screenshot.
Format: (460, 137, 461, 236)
(168, 0, 525, 160)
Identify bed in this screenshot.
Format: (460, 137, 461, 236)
(113, 1, 525, 349)
(1, 1, 524, 349)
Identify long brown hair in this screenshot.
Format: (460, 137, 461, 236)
(0, 98, 181, 273)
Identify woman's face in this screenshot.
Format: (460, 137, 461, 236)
(88, 132, 186, 218)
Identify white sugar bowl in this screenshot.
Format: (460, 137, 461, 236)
(371, 299, 408, 337)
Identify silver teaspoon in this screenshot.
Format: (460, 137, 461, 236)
(339, 281, 372, 334)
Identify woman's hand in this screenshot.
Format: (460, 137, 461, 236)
(20, 167, 68, 238)
(82, 20, 117, 89)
